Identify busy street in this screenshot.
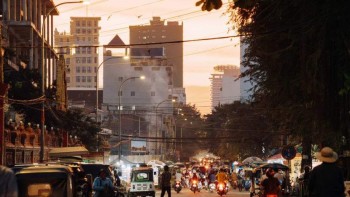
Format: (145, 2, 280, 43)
(1, 0, 350, 197)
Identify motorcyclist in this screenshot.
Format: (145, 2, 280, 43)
(175, 170, 183, 186)
(216, 168, 228, 186)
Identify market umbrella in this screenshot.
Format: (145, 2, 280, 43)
(259, 163, 289, 170)
(242, 156, 263, 165)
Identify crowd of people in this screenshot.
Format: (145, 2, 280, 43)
(0, 146, 349, 197)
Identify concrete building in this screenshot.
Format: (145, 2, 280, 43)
(239, 39, 254, 102)
(0, 0, 69, 165)
(54, 17, 101, 88)
(102, 35, 174, 157)
(210, 65, 240, 109)
(129, 16, 184, 88)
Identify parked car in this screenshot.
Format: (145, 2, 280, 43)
(15, 164, 79, 197)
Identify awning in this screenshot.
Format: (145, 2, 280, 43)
(49, 146, 89, 157)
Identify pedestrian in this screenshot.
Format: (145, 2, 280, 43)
(0, 165, 18, 197)
(308, 147, 345, 197)
(92, 169, 114, 197)
(160, 165, 172, 197)
(260, 168, 280, 197)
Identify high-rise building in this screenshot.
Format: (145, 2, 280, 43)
(210, 65, 240, 109)
(129, 17, 184, 88)
(239, 38, 254, 102)
(55, 17, 101, 88)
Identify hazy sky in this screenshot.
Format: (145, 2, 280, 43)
(53, 0, 240, 114)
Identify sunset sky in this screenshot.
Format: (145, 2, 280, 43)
(54, 0, 240, 115)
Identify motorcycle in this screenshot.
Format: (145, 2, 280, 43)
(216, 182, 228, 197)
(208, 182, 216, 193)
(174, 181, 182, 193)
(190, 180, 200, 193)
(244, 179, 251, 191)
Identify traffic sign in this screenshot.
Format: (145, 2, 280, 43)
(282, 145, 297, 160)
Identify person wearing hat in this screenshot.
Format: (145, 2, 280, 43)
(92, 169, 114, 197)
(308, 147, 345, 197)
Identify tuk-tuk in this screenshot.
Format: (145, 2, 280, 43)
(15, 164, 79, 197)
(250, 163, 289, 197)
(126, 167, 155, 197)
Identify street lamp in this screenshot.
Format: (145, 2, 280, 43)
(118, 76, 145, 160)
(40, 0, 89, 162)
(155, 99, 175, 155)
(95, 57, 127, 123)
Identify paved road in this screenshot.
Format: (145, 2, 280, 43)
(156, 187, 250, 197)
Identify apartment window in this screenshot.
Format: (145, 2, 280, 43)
(76, 76, 81, 82)
(87, 29, 91, 34)
(94, 37, 98, 42)
(94, 67, 97, 73)
(131, 91, 135, 96)
(76, 29, 80, 34)
(94, 29, 98, 34)
(66, 38, 70, 42)
(82, 47, 86, 54)
(94, 57, 98, 63)
(151, 91, 156, 96)
(87, 47, 92, 54)
(87, 57, 91, 63)
(134, 67, 143, 71)
(82, 20, 86, 27)
(118, 77, 123, 82)
(76, 21, 80, 26)
(76, 48, 80, 54)
(82, 76, 86, 82)
(76, 37, 80, 42)
(66, 66, 70, 73)
(66, 47, 70, 54)
(66, 58, 70, 64)
(82, 37, 86, 42)
(76, 66, 81, 73)
(94, 21, 98, 26)
(87, 76, 92, 82)
(60, 38, 63, 42)
(152, 67, 160, 71)
(87, 66, 92, 73)
(87, 21, 91, 27)
(66, 77, 70, 83)
(82, 66, 86, 73)
(166, 67, 172, 71)
(76, 58, 81, 63)
(82, 29, 86, 34)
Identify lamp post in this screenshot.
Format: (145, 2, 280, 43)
(155, 99, 175, 155)
(40, 0, 89, 162)
(118, 76, 145, 161)
(95, 57, 127, 122)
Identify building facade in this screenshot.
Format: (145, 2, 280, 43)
(239, 38, 254, 102)
(102, 37, 175, 157)
(129, 16, 184, 88)
(54, 17, 101, 88)
(210, 65, 240, 109)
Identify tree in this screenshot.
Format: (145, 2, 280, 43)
(175, 104, 204, 161)
(220, 0, 350, 169)
(204, 101, 275, 161)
